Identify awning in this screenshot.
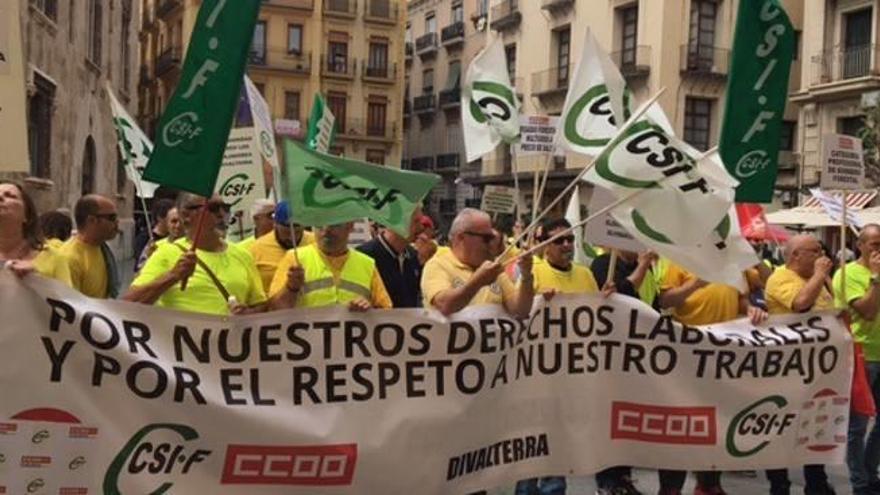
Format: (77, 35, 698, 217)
(766, 190, 878, 227)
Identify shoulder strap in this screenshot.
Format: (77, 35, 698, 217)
(170, 242, 232, 301)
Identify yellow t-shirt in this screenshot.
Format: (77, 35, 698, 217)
(132, 239, 266, 316)
(268, 247, 392, 309)
(661, 263, 741, 326)
(60, 237, 108, 298)
(765, 265, 834, 314)
(533, 261, 599, 294)
(421, 248, 517, 309)
(249, 231, 315, 292)
(32, 244, 72, 287)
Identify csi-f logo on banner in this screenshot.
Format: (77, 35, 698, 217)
(726, 395, 796, 457)
(218, 173, 256, 207)
(563, 85, 632, 148)
(103, 423, 211, 495)
(468, 81, 519, 137)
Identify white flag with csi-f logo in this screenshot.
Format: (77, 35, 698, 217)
(462, 36, 521, 163)
(107, 84, 160, 198)
(555, 29, 628, 156)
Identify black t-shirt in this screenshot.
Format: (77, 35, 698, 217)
(357, 236, 422, 308)
(591, 253, 639, 298)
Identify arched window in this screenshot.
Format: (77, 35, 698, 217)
(81, 136, 96, 196)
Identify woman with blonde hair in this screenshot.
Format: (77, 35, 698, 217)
(0, 181, 71, 285)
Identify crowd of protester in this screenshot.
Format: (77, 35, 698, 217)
(4, 179, 880, 495)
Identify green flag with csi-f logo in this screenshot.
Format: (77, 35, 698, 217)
(719, 0, 794, 203)
(283, 141, 440, 237)
(142, 0, 261, 197)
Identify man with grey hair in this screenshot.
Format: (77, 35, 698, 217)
(421, 208, 534, 317)
(237, 198, 276, 250)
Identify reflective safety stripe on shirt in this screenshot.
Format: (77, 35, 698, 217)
(297, 244, 375, 307)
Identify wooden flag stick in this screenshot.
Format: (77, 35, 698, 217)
(840, 191, 848, 303)
(607, 249, 619, 287)
(180, 201, 210, 291)
(496, 88, 666, 263)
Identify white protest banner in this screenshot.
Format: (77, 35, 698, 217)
(481, 185, 518, 214)
(809, 188, 865, 228)
(216, 127, 267, 241)
(821, 134, 865, 190)
(0, 272, 852, 494)
(0, 0, 31, 172)
(516, 116, 559, 157)
(584, 187, 646, 252)
(244, 76, 280, 170)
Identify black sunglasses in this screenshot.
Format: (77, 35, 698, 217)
(551, 235, 576, 245)
(464, 231, 496, 243)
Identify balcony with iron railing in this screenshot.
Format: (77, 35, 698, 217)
(435, 153, 461, 174)
(249, 48, 312, 75)
(541, 0, 573, 12)
(338, 118, 397, 141)
(324, 0, 356, 18)
(611, 45, 651, 79)
(414, 93, 437, 114)
(416, 32, 439, 58)
(155, 46, 182, 76)
(364, 0, 399, 24)
(680, 44, 730, 78)
(490, 0, 521, 31)
(260, 0, 315, 10)
(531, 66, 568, 97)
(321, 55, 357, 79)
(811, 44, 880, 86)
(362, 61, 397, 83)
(441, 21, 465, 48)
(439, 88, 461, 108)
(155, 0, 181, 18)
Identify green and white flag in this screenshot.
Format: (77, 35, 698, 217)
(612, 202, 757, 289)
(283, 140, 440, 237)
(106, 85, 160, 198)
(556, 29, 628, 156)
(143, 0, 261, 197)
(719, 0, 794, 203)
(583, 100, 736, 244)
(243, 75, 279, 170)
(306, 94, 336, 153)
(462, 36, 521, 163)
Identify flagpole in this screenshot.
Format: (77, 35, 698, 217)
(181, 201, 210, 291)
(606, 249, 619, 288)
(497, 88, 666, 262)
(138, 194, 154, 244)
(511, 145, 522, 226)
(840, 190, 848, 303)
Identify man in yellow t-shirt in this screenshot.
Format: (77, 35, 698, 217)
(61, 194, 120, 298)
(766, 234, 833, 314)
(124, 193, 267, 316)
(763, 234, 835, 494)
(656, 261, 767, 494)
(269, 222, 391, 311)
(532, 218, 598, 296)
(249, 201, 315, 292)
(236, 199, 276, 251)
(421, 208, 533, 317)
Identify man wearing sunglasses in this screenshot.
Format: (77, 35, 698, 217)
(124, 193, 267, 316)
(61, 194, 121, 298)
(236, 199, 276, 251)
(422, 208, 533, 318)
